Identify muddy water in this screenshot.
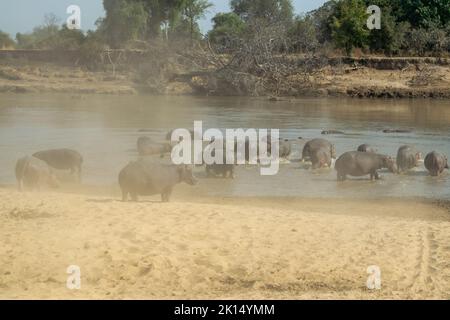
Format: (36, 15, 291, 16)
(0, 93, 449, 199)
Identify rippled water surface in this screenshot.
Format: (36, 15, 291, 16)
(0, 93, 449, 199)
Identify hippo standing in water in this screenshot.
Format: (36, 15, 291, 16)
(206, 157, 235, 179)
(204, 143, 236, 179)
(33, 149, 83, 182)
(166, 129, 196, 141)
(137, 136, 172, 157)
(310, 147, 332, 169)
(357, 144, 377, 153)
(424, 152, 448, 177)
(396, 145, 422, 173)
(15, 156, 60, 191)
(119, 160, 197, 202)
(335, 151, 398, 181)
(302, 139, 336, 162)
(279, 139, 292, 159)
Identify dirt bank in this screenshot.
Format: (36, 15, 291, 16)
(0, 51, 449, 98)
(0, 188, 449, 299)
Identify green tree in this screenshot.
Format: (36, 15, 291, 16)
(288, 14, 319, 52)
(183, 0, 212, 42)
(331, 0, 369, 56)
(309, 1, 337, 45)
(230, 0, 294, 27)
(100, 0, 148, 47)
(0, 31, 15, 48)
(15, 13, 60, 49)
(54, 25, 86, 50)
(207, 12, 246, 49)
(367, 8, 410, 55)
(140, 0, 187, 39)
(396, 0, 450, 28)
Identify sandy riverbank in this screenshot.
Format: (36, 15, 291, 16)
(0, 188, 449, 299)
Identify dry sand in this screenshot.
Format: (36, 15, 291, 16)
(0, 188, 449, 300)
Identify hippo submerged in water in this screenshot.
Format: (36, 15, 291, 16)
(396, 145, 422, 173)
(424, 152, 448, 177)
(278, 139, 292, 159)
(321, 130, 345, 135)
(137, 136, 172, 157)
(335, 151, 398, 181)
(119, 160, 198, 202)
(310, 147, 332, 169)
(32, 149, 83, 181)
(302, 139, 336, 169)
(15, 156, 60, 191)
(357, 144, 377, 153)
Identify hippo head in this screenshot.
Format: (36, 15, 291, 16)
(178, 165, 198, 186)
(383, 156, 398, 173)
(415, 152, 423, 163)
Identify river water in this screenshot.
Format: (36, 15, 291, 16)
(0, 93, 449, 199)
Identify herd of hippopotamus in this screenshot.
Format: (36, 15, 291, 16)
(14, 130, 449, 202)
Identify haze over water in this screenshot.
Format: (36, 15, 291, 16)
(0, 93, 449, 199)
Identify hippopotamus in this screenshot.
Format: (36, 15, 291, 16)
(302, 139, 336, 162)
(137, 136, 172, 157)
(279, 139, 292, 159)
(383, 129, 412, 134)
(321, 130, 345, 135)
(32, 149, 83, 181)
(424, 152, 448, 177)
(206, 162, 235, 179)
(204, 143, 236, 178)
(335, 151, 398, 181)
(396, 145, 422, 173)
(119, 160, 198, 202)
(166, 129, 195, 141)
(310, 147, 332, 169)
(357, 144, 377, 153)
(15, 156, 60, 191)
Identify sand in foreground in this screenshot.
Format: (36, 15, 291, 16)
(0, 189, 449, 299)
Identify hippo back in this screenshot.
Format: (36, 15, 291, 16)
(16, 156, 59, 190)
(303, 139, 335, 160)
(33, 149, 83, 170)
(424, 152, 448, 176)
(396, 145, 420, 172)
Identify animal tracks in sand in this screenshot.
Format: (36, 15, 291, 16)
(0, 189, 449, 299)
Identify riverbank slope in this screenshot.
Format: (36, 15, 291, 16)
(1, 52, 449, 98)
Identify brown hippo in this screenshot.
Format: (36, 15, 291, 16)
(357, 144, 377, 153)
(383, 129, 412, 134)
(424, 152, 448, 177)
(302, 139, 336, 162)
(137, 136, 172, 157)
(335, 151, 398, 181)
(278, 139, 292, 159)
(396, 145, 422, 173)
(32, 149, 83, 181)
(166, 129, 195, 141)
(119, 160, 197, 202)
(15, 156, 60, 191)
(310, 147, 332, 169)
(204, 143, 236, 179)
(321, 130, 345, 135)
(206, 159, 235, 179)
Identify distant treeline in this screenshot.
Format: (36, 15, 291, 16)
(0, 0, 449, 57)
